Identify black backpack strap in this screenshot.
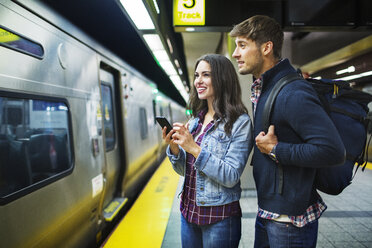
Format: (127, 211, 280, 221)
(261, 73, 302, 194)
(330, 106, 367, 124)
(262, 73, 302, 133)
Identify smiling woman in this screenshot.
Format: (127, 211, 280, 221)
(162, 53, 253, 248)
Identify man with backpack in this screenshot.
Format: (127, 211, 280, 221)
(230, 15, 346, 247)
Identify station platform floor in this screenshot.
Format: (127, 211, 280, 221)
(102, 159, 372, 248)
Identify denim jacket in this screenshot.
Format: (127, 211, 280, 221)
(166, 113, 253, 206)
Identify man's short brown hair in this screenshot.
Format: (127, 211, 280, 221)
(230, 15, 283, 59)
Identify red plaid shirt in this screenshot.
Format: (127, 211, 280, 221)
(251, 77, 262, 115)
(180, 111, 241, 225)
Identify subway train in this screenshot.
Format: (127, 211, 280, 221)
(0, 1, 186, 247)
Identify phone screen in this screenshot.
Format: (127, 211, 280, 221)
(156, 116, 173, 134)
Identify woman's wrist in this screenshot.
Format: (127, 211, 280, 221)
(191, 146, 201, 158)
(170, 143, 180, 155)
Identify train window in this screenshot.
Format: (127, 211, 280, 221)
(168, 103, 173, 124)
(101, 84, 116, 151)
(152, 99, 157, 124)
(0, 96, 72, 203)
(139, 107, 148, 140)
(0, 26, 44, 59)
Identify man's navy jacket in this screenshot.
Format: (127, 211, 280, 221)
(252, 59, 345, 215)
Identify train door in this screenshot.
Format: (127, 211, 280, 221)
(99, 68, 126, 220)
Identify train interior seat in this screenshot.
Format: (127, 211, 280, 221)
(0, 134, 32, 197)
(0, 129, 71, 197)
(28, 133, 69, 183)
(4, 107, 22, 139)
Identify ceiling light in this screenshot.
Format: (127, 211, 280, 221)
(174, 59, 180, 67)
(337, 70, 372, 81)
(159, 61, 178, 76)
(143, 34, 163, 50)
(170, 75, 183, 90)
(336, 66, 355, 75)
(170, 75, 189, 102)
(120, 0, 155, 30)
(166, 37, 173, 54)
(185, 27, 196, 32)
(153, 50, 169, 61)
(152, 0, 160, 14)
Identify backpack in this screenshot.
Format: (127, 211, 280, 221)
(262, 73, 372, 195)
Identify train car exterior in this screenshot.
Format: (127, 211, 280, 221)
(0, 1, 186, 247)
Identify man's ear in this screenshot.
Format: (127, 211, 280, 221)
(261, 41, 274, 56)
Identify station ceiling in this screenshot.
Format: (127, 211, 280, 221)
(40, 0, 372, 106)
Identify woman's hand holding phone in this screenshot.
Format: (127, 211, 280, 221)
(156, 116, 179, 155)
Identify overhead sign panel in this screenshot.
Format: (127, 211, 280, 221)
(173, 0, 205, 26)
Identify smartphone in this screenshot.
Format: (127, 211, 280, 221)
(156, 116, 173, 135)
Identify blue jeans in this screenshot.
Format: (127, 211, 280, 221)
(181, 214, 241, 248)
(254, 216, 318, 248)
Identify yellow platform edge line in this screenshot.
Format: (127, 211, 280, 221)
(103, 159, 179, 248)
(365, 162, 372, 170)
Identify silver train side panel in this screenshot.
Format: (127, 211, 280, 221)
(0, 1, 105, 247)
(0, 1, 186, 248)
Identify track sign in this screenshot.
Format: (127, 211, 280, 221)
(173, 0, 205, 26)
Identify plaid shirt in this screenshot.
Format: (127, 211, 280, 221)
(251, 78, 262, 115)
(180, 111, 241, 226)
(257, 199, 327, 227)
(251, 78, 327, 227)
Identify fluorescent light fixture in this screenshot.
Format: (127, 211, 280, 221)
(142, 31, 188, 101)
(152, 0, 160, 14)
(174, 59, 183, 74)
(120, 0, 155, 30)
(186, 27, 196, 32)
(337, 70, 372, 81)
(170, 76, 189, 102)
(143, 34, 164, 50)
(159, 60, 178, 75)
(170, 75, 183, 90)
(174, 59, 180, 67)
(313, 76, 322, 80)
(180, 91, 189, 102)
(336, 66, 355, 75)
(166, 37, 173, 54)
(153, 50, 169, 61)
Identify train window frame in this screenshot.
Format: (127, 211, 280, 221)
(0, 91, 74, 205)
(100, 83, 116, 151)
(0, 25, 44, 59)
